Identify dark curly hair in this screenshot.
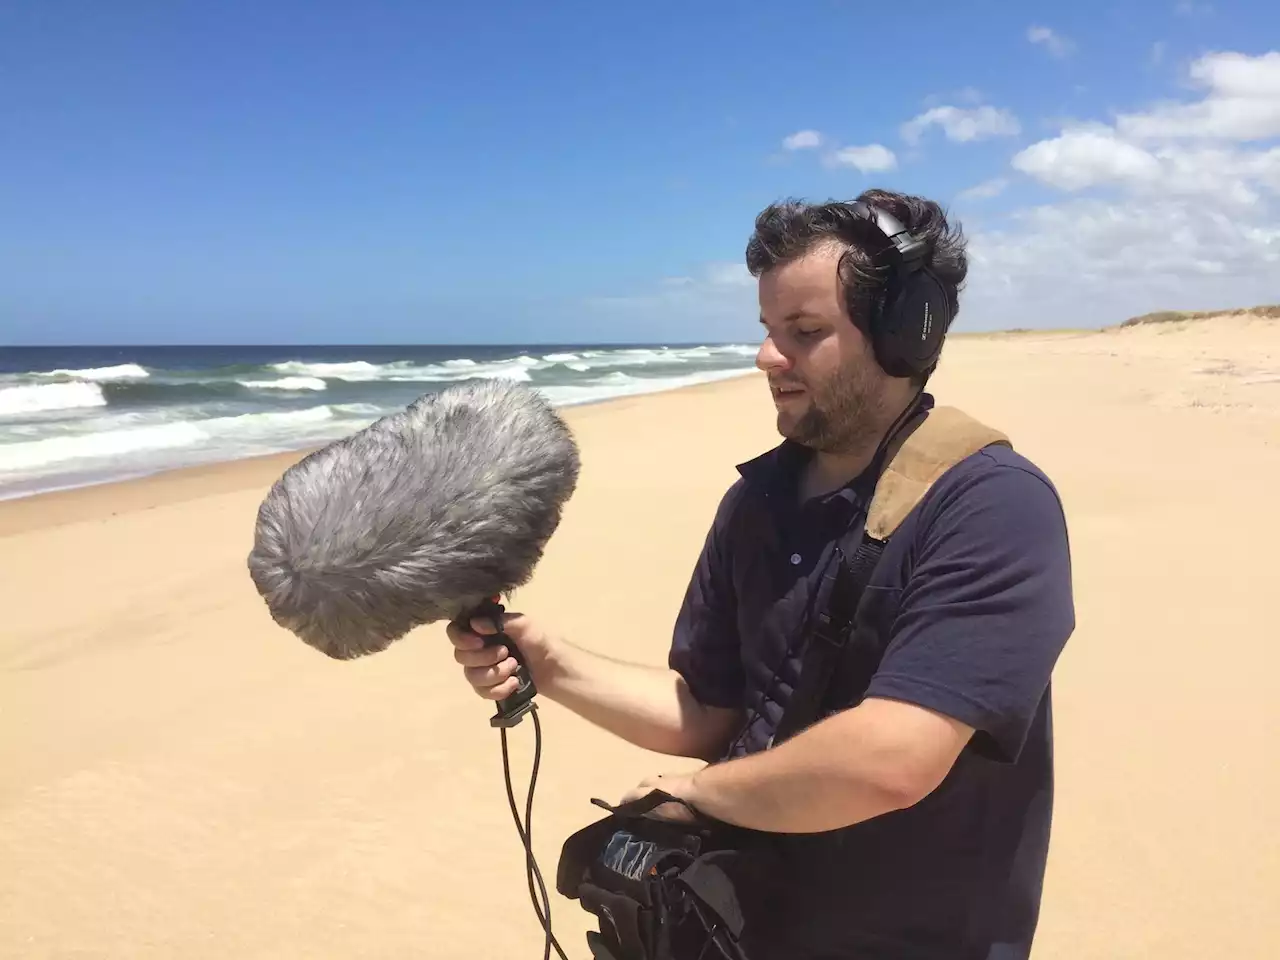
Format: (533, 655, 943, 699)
(744, 189, 968, 383)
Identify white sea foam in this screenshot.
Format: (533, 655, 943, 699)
(238, 376, 328, 391)
(539, 367, 758, 408)
(0, 421, 208, 471)
(330, 403, 387, 417)
(0, 381, 109, 417)
(539, 347, 723, 372)
(383, 359, 538, 383)
(270, 360, 380, 378)
(476, 366, 533, 382)
(35, 363, 150, 381)
(258, 345, 754, 384)
(0, 345, 762, 498)
(211, 405, 336, 433)
(0, 406, 339, 472)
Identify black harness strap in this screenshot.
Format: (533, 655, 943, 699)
(768, 393, 935, 748)
(771, 530, 887, 746)
(676, 854, 746, 940)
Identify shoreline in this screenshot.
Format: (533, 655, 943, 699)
(0, 369, 765, 536)
(9, 314, 1268, 511)
(0, 368, 762, 518)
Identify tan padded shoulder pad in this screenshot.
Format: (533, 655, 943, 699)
(865, 406, 1011, 541)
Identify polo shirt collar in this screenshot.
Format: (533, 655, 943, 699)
(735, 393, 937, 510)
(736, 439, 867, 513)
(735, 438, 809, 490)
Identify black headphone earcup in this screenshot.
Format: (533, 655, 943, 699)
(872, 267, 950, 379)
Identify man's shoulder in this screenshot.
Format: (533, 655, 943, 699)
(924, 441, 1065, 515)
(870, 452, 1070, 629)
(713, 474, 753, 520)
(891, 440, 1070, 567)
(709, 461, 775, 525)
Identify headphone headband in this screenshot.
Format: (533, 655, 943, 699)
(848, 199, 929, 269)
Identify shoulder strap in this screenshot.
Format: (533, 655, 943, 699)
(770, 406, 1010, 746)
(865, 405, 1011, 540)
(771, 529, 884, 746)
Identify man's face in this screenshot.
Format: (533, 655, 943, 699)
(754, 243, 889, 453)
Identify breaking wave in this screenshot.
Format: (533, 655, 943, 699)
(1, 406, 343, 472)
(0, 341, 760, 497)
(0, 381, 109, 416)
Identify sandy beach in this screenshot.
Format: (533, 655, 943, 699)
(3, 314, 1278, 959)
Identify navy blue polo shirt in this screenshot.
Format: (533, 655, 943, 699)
(668, 396, 1075, 960)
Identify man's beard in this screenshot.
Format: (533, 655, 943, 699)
(776, 366, 884, 454)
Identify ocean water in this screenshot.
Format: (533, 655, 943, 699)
(0, 342, 760, 500)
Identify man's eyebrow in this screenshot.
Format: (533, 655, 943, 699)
(760, 311, 817, 325)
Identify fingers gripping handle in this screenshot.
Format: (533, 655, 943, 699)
(470, 596, 538, 727)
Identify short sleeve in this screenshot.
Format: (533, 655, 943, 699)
(667, 485, 747, 709)
(862, 457, 1075, 763)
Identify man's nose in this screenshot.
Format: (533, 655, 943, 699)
(756, 335, 791, 373)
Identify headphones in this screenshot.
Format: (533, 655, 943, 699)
(845, 200, 952, 380)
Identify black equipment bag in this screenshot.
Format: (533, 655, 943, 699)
(556, 791, 759, 960)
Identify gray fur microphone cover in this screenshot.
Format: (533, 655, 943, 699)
(246, 379, 581, 659)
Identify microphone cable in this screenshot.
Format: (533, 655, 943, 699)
(498, 703, 570, 960)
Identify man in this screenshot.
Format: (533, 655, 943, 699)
(448, 190, 1075, 959)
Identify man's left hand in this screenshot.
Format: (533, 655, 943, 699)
(619, 771, 700, 823)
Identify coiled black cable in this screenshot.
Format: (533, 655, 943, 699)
(499, 704, 570, 960)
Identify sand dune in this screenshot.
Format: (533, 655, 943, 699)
(2, 315, 1278, 959)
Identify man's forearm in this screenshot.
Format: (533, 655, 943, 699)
(683, 697, 974, 833)
(539, 640, 741, 762)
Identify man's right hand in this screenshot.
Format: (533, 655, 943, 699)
(446, 611, 556, 701)
(446, 609, 742, 763)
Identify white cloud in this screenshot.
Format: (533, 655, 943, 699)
(956, 178, 1009, 201)
(782, 129, 823, 150)
(703, 261, 755, 287)
(778, 131, 897, 173)
(656, 261, 753, 291)
(966, 49, 1280, 330)
(1011, 54, 1280, 204)
(923, 86, 985, 108)
(826, 143, 897, 172)
(1011, 126, 1163, 190)
(1027, 25, 1075, 59)
(611, 50, 1279, 338)
(1175, 1, 1214, 17)
(901, 104, 1021, 144)
(1114, 51, 1280, 141)
(963, 195, 1279, 329)
(584, 260, 760, 343)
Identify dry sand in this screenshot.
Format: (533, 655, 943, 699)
(2, 314, 1278, 959)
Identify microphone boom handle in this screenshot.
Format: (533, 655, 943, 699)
(470, 597, 538, 728)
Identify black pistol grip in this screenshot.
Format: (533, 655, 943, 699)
(473, 597, 538, 728)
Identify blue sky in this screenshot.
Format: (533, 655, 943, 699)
(2, 0, 1277, 345)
